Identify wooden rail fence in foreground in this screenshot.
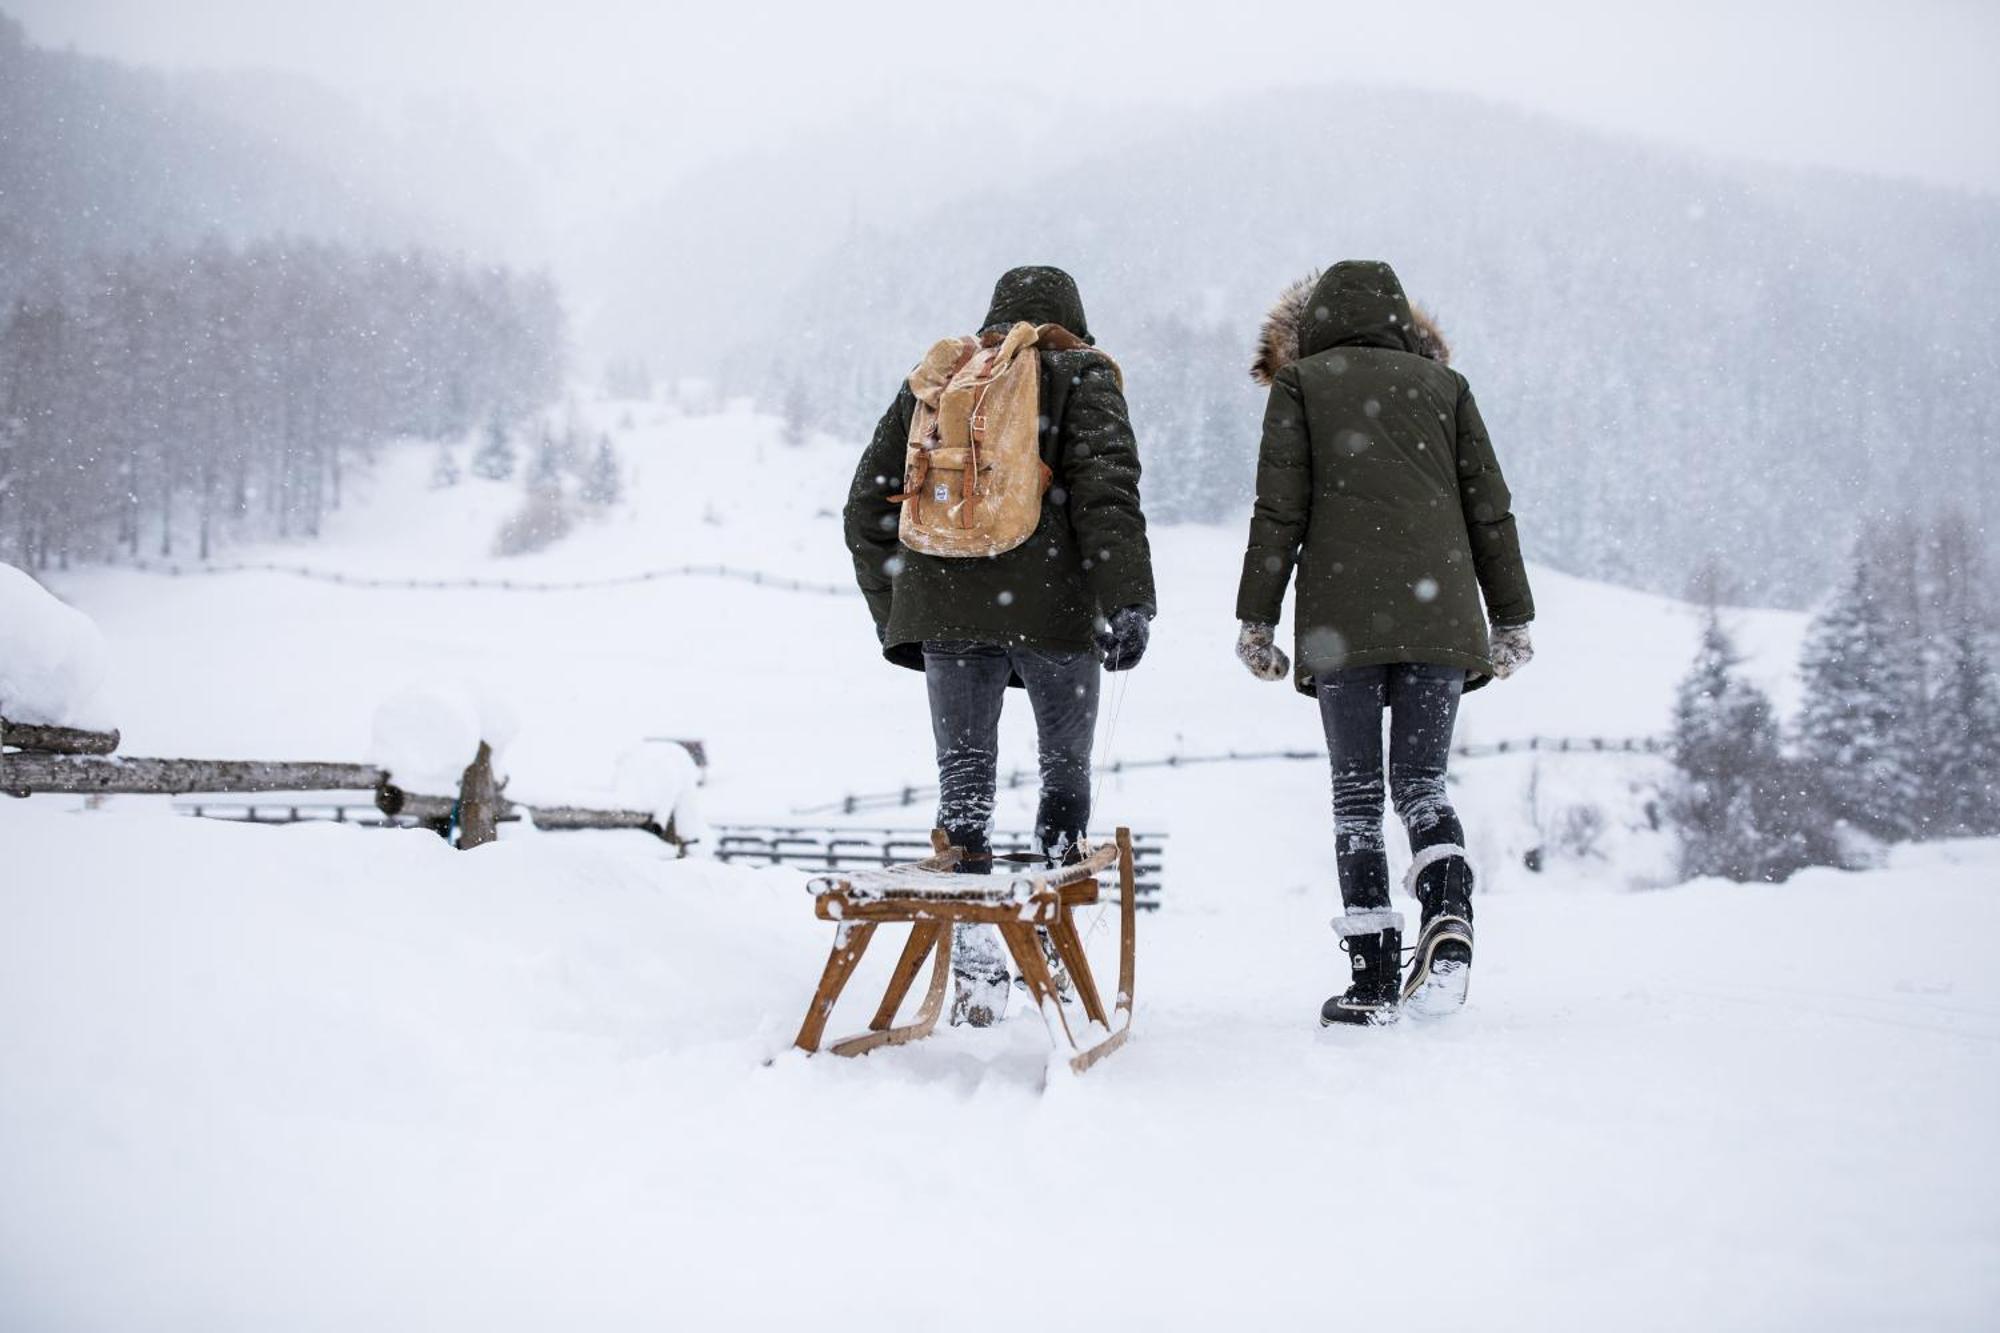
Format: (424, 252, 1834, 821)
(2, 715, 698, 852)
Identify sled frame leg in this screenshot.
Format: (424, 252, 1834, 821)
(1045, 911, 1108, 1027)
(1064, 828, 1139, 1075)
(793, 922, 878, 1054)
(1001, 920, 1079, 1050)
(827, 922, 952, 1057)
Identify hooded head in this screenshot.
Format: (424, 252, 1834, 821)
(1250, 260, 1450, 385)
(981, 265, 1093, 344)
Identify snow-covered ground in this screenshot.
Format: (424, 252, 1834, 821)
(5, 403, 1996, 1329)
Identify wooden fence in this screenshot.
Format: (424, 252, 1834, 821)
(121, 558, 857, 598)
(793, 735, 1670, 816)
(2, 716, 700, 852)
(144, 809, 1169, 907)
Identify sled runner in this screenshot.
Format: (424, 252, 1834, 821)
(792, 827, 1138, 1074)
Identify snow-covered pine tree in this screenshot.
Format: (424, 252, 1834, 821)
(429, 443, 460, 489)
(781, 377, 810, 449)
(1796, 535, 1926, 842)
(581, 434, 621, 507)
(527, 423, 565, 489)
(1924, 511, 2000, 835)
(471, 417, 515, 481)
(1875, 518, 1941, 836)
(1931, 619, 2000, 836)
(1668, 606, 1798, 880)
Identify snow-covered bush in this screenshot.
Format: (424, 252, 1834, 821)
(492, 486, 574, 557)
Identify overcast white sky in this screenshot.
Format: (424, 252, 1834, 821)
(12, 0, 2000, 197)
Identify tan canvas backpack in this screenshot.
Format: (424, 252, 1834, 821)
(892, 321, 1057, 558)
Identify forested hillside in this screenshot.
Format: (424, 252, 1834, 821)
(744, 89, 2000, 605)
(0, 16, 566, 567)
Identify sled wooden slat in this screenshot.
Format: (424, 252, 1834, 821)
(792, 827, 1138, 1077)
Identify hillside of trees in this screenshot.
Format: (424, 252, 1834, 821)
(0, 241, 564, 566)
(0, 16, 568, 568)
(743, 88, 2000, 607)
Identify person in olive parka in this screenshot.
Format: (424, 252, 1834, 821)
(1234, 260, 1535, 1027)
(845, 265, 1155, 1026)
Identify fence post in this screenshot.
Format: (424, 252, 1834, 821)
(456, 741, 501, 849)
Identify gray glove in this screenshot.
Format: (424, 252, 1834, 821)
(1489, 623, 1534, 680)
(1236, 621, 1290, 682)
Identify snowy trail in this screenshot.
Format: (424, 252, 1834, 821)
(3, 806, 1995, 1330)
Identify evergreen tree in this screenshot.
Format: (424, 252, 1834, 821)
(1667, 608, 1809, 881)
(1796, 537, 1926, 842)
(781, 377, 810, 449)
(429, 442, 460, 489)
(581, 434, 621, 507)
(1931, 621, 2000, 836)
(471, 417, 516, 482)
(527, 423, 565, 488)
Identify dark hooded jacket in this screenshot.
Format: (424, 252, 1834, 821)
(1236, 260, 1533, 696)
(845, 267, 1155, 676)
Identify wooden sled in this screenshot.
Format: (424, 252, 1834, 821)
(792, 827, 1138, 1075)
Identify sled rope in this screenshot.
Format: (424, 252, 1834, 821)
(1082, 668, 1133, 949)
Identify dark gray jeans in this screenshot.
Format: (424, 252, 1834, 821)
(923, 640, 1099, 859)
(1317, 663, 1466, 911)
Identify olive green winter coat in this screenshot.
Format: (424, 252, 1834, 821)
(1235, 261, 1533, 696)
(845, 267, 1156, 676)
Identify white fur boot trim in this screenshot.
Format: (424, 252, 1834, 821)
(1330, 909, 1404, 938)
(1403, 843, 1472, 899)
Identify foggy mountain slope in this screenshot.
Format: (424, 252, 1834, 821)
(740, 86, 1999, 606)
(0, 15, 456, 303)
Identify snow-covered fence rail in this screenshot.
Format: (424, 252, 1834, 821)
(119, 559, 859, 598)
(710, 824, 1167, 909)
(0, 719, 122, 756)
(170, 793, 694, 845)
(1, 753, 389, 798)
(794, 735, 1669, 816)
(374, 781, 691, 845)
(4, 727, 700, 853)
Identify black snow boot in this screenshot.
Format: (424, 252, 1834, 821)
(1404, 844, 1475, 1017)
(947, 839, 1010, 1028)
(1322, 910, 1404, 1027)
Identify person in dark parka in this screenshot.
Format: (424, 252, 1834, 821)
(844, 265, 1156, 1025)
(1233, 260, 1535, 1027)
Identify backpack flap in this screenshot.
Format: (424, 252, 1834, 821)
(894, 322, 1051, 559)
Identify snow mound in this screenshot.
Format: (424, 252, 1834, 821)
(367, 686, 518, 792)
(610, 741, 707, 839)
(506, 741, 707, 837)
(0, 562, 111, 729)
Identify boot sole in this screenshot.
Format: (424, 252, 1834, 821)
(1403, 920, 1473, 1018)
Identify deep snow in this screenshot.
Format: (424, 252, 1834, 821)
(3, 807, 1995, 1330)
(4, 404, 1995, 1329)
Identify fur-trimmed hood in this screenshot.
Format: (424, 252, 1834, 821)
(1251, 261, 1450, 385)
